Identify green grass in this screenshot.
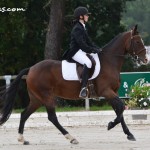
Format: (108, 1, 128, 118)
(13, 105, 112, 113)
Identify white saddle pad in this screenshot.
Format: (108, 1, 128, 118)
(62, 53, 100, 80)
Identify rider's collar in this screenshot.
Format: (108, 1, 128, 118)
(79, 20, 86, 29)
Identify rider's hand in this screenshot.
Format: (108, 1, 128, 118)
(92, 48, 101, 54)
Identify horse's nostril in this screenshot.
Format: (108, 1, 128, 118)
(145, 58, 148, 64)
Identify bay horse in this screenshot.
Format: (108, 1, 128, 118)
(0, 25, 148, 145)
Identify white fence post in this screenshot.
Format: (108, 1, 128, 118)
(4, 75, 12, 88)
(85, 98, 90, 111)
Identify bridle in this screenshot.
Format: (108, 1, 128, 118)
(99, 31, 146, 62)
(127, 33, 146, 62)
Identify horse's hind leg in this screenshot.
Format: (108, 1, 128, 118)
(18, 92, 41, 145)
(46, 105, 79, 144)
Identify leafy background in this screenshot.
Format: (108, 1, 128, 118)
(0, 0, 150, 108)
(0, 0, 149, 75)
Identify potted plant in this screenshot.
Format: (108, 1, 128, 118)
(126, 84, 150, 109)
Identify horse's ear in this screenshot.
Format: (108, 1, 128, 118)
(134, 24, 138, 31)
(132, 24, 138, 35)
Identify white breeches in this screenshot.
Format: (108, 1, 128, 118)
(72, 49, 92, 68)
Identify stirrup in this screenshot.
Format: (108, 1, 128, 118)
(79, 87, 88, 98)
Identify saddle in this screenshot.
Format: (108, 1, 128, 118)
(62, 53, 100, 98)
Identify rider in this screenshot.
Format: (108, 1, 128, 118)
(63, 6, 100, 98)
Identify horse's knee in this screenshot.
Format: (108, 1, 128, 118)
(114, 116, 122, 123)
(118, 98, 125, 110)
(108, 97, 125, 127)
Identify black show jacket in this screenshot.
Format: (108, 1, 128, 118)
(62, 21, 99, 60)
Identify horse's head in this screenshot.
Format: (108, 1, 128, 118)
(125, 25, 148, 64)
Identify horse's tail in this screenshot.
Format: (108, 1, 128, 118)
(0, 68, 30, 125)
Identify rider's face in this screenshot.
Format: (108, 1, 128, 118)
(83, 14, 89, 22)
(80, 15, 89, 22)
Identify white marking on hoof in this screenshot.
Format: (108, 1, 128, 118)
(18, 134, 30, 145)
(18, 134, 25, 143)
(64, 134, 79, 144)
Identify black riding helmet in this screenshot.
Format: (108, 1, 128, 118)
(74, 6, 91, 19)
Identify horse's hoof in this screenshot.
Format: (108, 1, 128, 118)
(127, 134, 136, 141)
(70, 139, 79, 144)
(23, 141, 30, 145)
(107, 121, 114, 130)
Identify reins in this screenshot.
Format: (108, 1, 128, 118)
(99, 50, 126, 57)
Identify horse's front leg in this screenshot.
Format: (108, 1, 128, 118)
(108, 96, 136, 141)
(108, 96, 125, 130)
(121, 116, 136, 141)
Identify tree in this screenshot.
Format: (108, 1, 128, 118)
(0, 0, 136, 75)
(0, 0, 48, 74)
(121, 0, 150, 45)
(0, 0, 138, 108)
(44, 0, 64, 60)
(121, 0, 150, 71)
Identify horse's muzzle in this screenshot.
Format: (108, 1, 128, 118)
(144, 58, 148, 64)
(136, 56, 148, 65)
(141, 57, 148, 65)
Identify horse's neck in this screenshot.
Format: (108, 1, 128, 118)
(101, 32, 129, 73)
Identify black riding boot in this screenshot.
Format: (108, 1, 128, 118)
(79, 65, 90, 98)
